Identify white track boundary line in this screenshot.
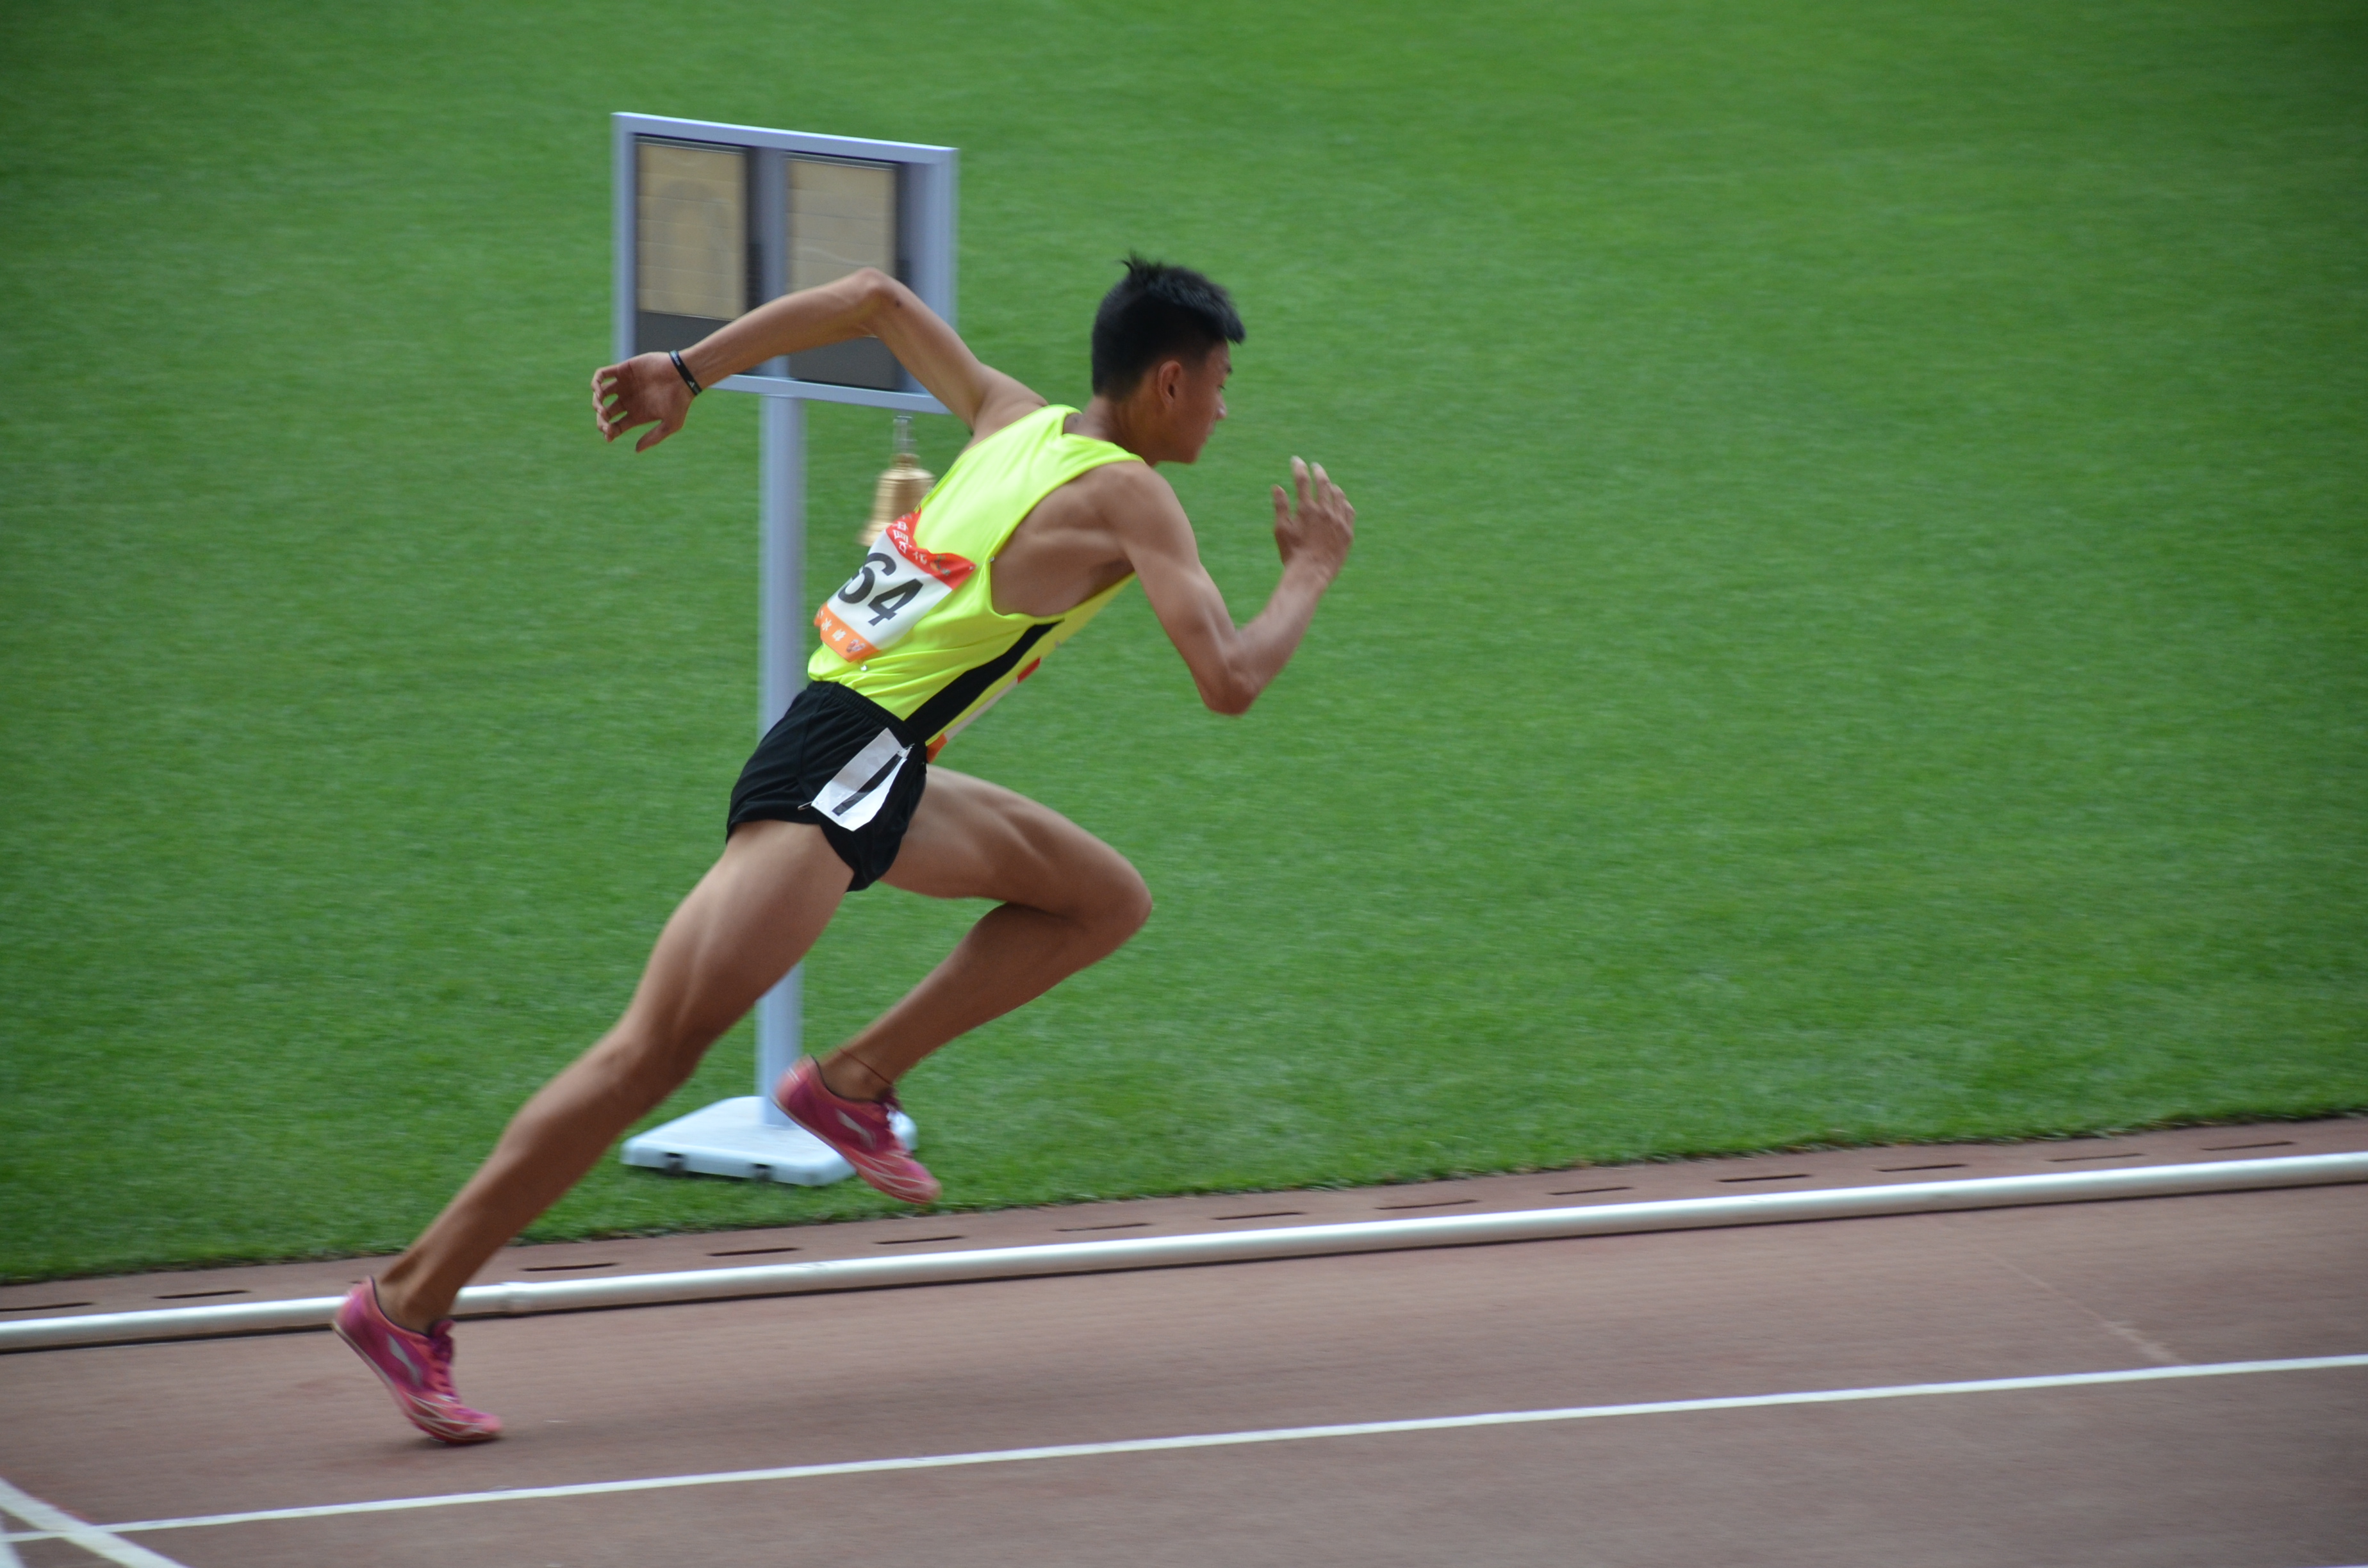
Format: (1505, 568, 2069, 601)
(4, 1354, 2360, 1542)
(9, 1152, 2366, 1353)
(0, 1478, 193, 1565)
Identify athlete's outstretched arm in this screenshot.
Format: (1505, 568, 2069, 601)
(592, 270, 1042, 452)
(1121, 457, 1356, 715)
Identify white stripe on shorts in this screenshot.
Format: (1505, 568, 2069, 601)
(812, 727, 911, 831)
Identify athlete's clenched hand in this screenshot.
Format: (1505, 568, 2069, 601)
(1271, 457, 1354, 582)
(592, 354, 693, 453)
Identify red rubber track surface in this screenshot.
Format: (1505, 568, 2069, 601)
(3, 1122, 2364, 1567)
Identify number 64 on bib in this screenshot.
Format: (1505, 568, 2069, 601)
(816, 513, 976, 664)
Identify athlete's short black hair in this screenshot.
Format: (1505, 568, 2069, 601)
(1090, 256, 1245, 396)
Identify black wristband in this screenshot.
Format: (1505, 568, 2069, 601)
(668, 350, 703, 396)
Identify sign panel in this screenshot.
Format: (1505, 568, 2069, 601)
(786, 156, 900, 390)
(634, 140, 750, 353)
(613, 114, 955, 413)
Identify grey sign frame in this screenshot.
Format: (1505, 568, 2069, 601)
(611, 112, 957, 414)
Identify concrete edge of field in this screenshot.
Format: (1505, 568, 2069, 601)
(6, 1152, 2364, 1353)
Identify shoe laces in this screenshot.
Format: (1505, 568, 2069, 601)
(422, 1322, 463, 1401)
(836, 1074, 901, 1126)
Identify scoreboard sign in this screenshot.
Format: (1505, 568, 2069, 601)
(612, 113, 956, 411)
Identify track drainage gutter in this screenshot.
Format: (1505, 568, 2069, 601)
(8, 1152, 2364, 1352)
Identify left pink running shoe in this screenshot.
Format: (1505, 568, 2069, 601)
(334, 1280, 503, 1444)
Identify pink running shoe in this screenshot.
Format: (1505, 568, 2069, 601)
(776, 1057, 940, 1204)
(333, 1280, 502, 1444)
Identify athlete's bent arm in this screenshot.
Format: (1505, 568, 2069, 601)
(1119, 457, 1356, 715)
(592, 269, 1040, 450)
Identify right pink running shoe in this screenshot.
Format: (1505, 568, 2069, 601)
(776, 1057, 940, 1204)
(333, 1280, 503, 1444)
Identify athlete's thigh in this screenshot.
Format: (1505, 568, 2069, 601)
(630, 819, 853, 1042)
(882, 766, 1139, 913)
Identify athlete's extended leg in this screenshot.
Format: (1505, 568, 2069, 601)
(815, 767, 1153, 1098)
(373, 819, 853, 1331)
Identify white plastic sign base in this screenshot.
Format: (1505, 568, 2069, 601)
(620, 1095, 919, 1186)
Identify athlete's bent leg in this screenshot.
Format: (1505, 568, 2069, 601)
(375, 820, 853, 1329)
(818, 767, 1152, 1097)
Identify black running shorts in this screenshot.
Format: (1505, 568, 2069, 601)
(727, 681, 928, 891)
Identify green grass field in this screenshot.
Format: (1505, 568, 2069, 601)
(3, 0, 2363, 1283)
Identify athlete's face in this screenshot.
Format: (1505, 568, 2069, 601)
(1151, 345, 1240, 464)
(1163, 345, 1231, 463)
(1111, 344, 1231, 465)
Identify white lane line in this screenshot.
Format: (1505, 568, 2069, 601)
(1, 1353, 2359, 1542)
(0, 1479, 193, 1566)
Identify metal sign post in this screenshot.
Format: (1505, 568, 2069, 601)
(610, 113, 957, 1185)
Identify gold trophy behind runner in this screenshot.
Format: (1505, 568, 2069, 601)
(859, 414, 934, 547)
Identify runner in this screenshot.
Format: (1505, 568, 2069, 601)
(334, 257, 1354, 1443)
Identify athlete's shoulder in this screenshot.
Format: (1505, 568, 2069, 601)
(1065, 450, 1168, 502)
(961, 377, 1054, 446)
(1064, 457, 1190, 547)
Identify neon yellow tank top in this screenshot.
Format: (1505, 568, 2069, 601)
(809, 404, 1140, 756)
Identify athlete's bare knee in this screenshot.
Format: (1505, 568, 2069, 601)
(1081, 859, 1153, 947)
(598, 1013, 714, 1097)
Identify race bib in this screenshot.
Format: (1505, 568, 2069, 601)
(815, 513, 976, 664)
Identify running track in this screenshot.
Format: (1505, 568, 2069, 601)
(4, 1122, 2364, 1566)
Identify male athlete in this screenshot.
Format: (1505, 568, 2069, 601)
(332, 257, 1355, 1442)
